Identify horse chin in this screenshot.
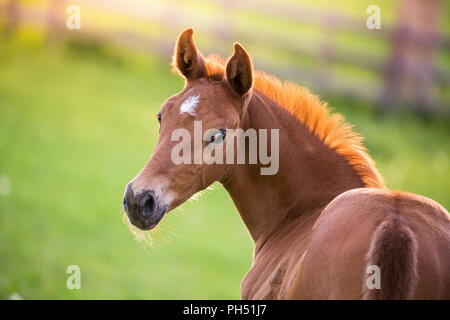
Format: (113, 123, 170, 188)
(135, 220, 160, 231)
(130, 204, 168, 231)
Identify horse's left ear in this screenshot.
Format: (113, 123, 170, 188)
(173, 28, 206, 81)
(226, 43, 254, 97)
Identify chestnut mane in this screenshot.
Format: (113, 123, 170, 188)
(178, 54, 385, 189)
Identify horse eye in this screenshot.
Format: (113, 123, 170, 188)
(157, 112, 161, 123)
(210, 129, 226, 143)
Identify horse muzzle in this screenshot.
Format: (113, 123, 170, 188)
(122, 182, 168, 230)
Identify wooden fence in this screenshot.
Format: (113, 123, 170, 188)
(1, 0, 449, 114)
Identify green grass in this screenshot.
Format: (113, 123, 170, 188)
(0, 36, 253, 299)
(0, 35, 449, 299)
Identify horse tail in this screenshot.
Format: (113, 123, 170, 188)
(362, 216, 419, 300)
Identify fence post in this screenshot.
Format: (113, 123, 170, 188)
(381, 0, 440, 113)
(47, 0, 65, 43)
(2, 0, 19, 37)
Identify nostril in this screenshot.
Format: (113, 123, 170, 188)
(142, 194, 156, 217)
(123, 197, 128, 212)
(123, 182, 134, 213)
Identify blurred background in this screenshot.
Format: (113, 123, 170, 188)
(0, 0, 449, 299)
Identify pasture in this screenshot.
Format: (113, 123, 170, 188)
(0, 31, 449, 299)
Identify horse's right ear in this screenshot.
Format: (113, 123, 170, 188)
(172, 28, 205, 81)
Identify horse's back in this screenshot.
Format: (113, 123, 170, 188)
(288, 188, 450, 299)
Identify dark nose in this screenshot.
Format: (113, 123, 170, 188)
(123, 182, 159, 229)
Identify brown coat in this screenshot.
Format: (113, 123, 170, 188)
(123, 29, 450, 299)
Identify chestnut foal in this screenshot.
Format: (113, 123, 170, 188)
(123, 29, 450, 299)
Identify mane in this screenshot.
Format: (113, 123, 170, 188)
(193, 54, 385, 189)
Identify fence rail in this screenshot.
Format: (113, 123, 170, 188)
(1, 0, 449, 114)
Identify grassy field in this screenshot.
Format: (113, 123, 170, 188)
(0, 33, 449, 299)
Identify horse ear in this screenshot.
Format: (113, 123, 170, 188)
(173, 28, 205, 80)
(226, 43, 253, 97)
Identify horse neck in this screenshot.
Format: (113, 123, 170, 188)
(220, 90, 365, 248)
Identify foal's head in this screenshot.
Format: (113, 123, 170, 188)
(123, 29, 254, 230)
